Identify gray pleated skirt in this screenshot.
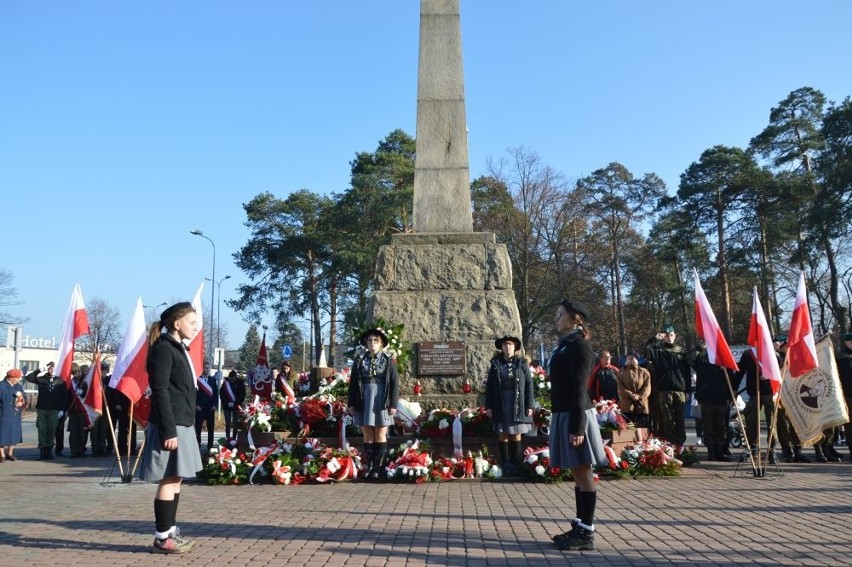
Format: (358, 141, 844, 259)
(549, 408, 607, 468)
(138, 424, 203, 482)
(355, 382, 392, 427)
(493, 390, 533, 435)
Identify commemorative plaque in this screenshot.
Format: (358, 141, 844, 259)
(417, 341, 466, 376)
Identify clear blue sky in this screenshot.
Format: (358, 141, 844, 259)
(2, 1, 851, 350)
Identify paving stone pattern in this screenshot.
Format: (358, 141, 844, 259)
(3, 416, 852, 566)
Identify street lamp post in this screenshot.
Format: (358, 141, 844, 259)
(204, 275, 232, 353)
(190, 229, 216, 365)
(205, 274, 231, 414)
(143, 302, 168, 325)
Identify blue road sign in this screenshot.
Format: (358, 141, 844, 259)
(282, 344, 293, 359)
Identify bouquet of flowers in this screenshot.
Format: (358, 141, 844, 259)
(298, 396, 331, 436)
(460, 406, 494, 437)
(348, 318, 413, 375)
(531, 365, 551, 408)
(270, 393, 300, 432)
(294, 371, 312, 394)
(619, 438, 683, 476)
(430, 456, 471, 481)
(594, 398, 629, 432)
(312, 445, 360, 483)
(241, 395, 273, 433)
(417, 408, 458, 438)
(318, 368, 350, 399)
(264, 445, 306, 486)
(532, 406, 551, 430)
(385, 440, 433, 483)
(520, 446, 573, 483)
(201, 445, 252, 485)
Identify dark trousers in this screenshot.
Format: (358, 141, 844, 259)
(68, 412, 88, 456)
(745, 397, 776, 448)
(56, 415, 68, 453)
(115, 411, 137, 456)
(700, 402, 728, 450)
(223, 408, 238, 440)
(195, 410, 215, 448)
(658, 391, 687, 445)
(89, 416, 109, 456)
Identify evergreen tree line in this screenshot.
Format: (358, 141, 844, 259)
(228, 86, 852, 362)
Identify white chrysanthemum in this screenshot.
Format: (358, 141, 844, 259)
(535, 465, 546, 476)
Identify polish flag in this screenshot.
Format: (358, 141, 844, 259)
(187, 281, 205, 379)
(747, 287, 782, 394)
(80, 352, 104, 428)
(110, 298, 150, 427)
(250, 332, 273, 400)
(693, 270, 739, 371)
(786, 272, 818, 378)
(56, 284, 91, 385)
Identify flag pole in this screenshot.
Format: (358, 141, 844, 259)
(129, 402, 146, 478)
(765, 355, 789, 464)
(126, 402, 135, 476)
(100, 372, 127, 481)
(721, 367, 758, 470)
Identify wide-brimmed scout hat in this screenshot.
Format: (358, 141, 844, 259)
(359, 328, 389, 347)
(494, 335, 522, 350)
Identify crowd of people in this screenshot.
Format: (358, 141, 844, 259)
(4, 297, 852, 556)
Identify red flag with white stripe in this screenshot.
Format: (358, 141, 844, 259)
(56, 284, 91, 385)
(787, 272, 818, 378)
(747, 287, 782, 394)
(80, 352, 104, 428)
(187, 282, 205, 379)
(693, 270, 739, 371)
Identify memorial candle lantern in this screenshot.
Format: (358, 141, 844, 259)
(462, 378, 472, 394)
(414, 379, 422, 396)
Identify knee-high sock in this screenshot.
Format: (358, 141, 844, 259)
(170, 493, 180, 529)
(508, 439, 522, 464)
(373, 442, 388, 471)
(574, 486, 581, 520)
(578, 491, 597, 528)
(363, 443, 375, 470)
(154, 499, 172, 534)
(498, 442, 509, 465)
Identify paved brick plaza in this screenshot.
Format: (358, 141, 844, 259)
(3, 416, 852, 566)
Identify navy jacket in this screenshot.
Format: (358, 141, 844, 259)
(147, 334, 196, 441)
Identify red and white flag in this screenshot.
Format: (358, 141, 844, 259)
(786, 272, 818, 378)
(693, 270, 739, 371)
(250, 332, 273, 400)
(80, 352, 104, 428)
(187, 282, 205, 380)
(747, 287, 782, 394)
(110, 298, 150, 427)
(56, 284, 91, 385)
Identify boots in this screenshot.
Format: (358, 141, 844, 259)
(814, 444, 829, 463)
(823, 442, 844, 462)
(508, 439, 523, 473)
(499, 442, 514, 476)
(781, 447, 794, 463)
(792, 446, 811, 463)
(705, 445, 717, 461)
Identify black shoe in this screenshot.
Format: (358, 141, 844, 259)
(555, 526, 596, 551)
(552, 520, 580, 543)
(825, 444, 844, 460)
(793, 452, 811, 463)
(768, 452, 778, 464)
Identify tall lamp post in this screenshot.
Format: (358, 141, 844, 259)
(204, 275, 231, 353)
(206, 275, 231, 414)
(190, 229, 216, 365)
(143, 302, 168, 325)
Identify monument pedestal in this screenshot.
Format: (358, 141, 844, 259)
(369, 232, 522, 392)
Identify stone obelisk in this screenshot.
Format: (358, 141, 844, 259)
(367, 0, 522, 408)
